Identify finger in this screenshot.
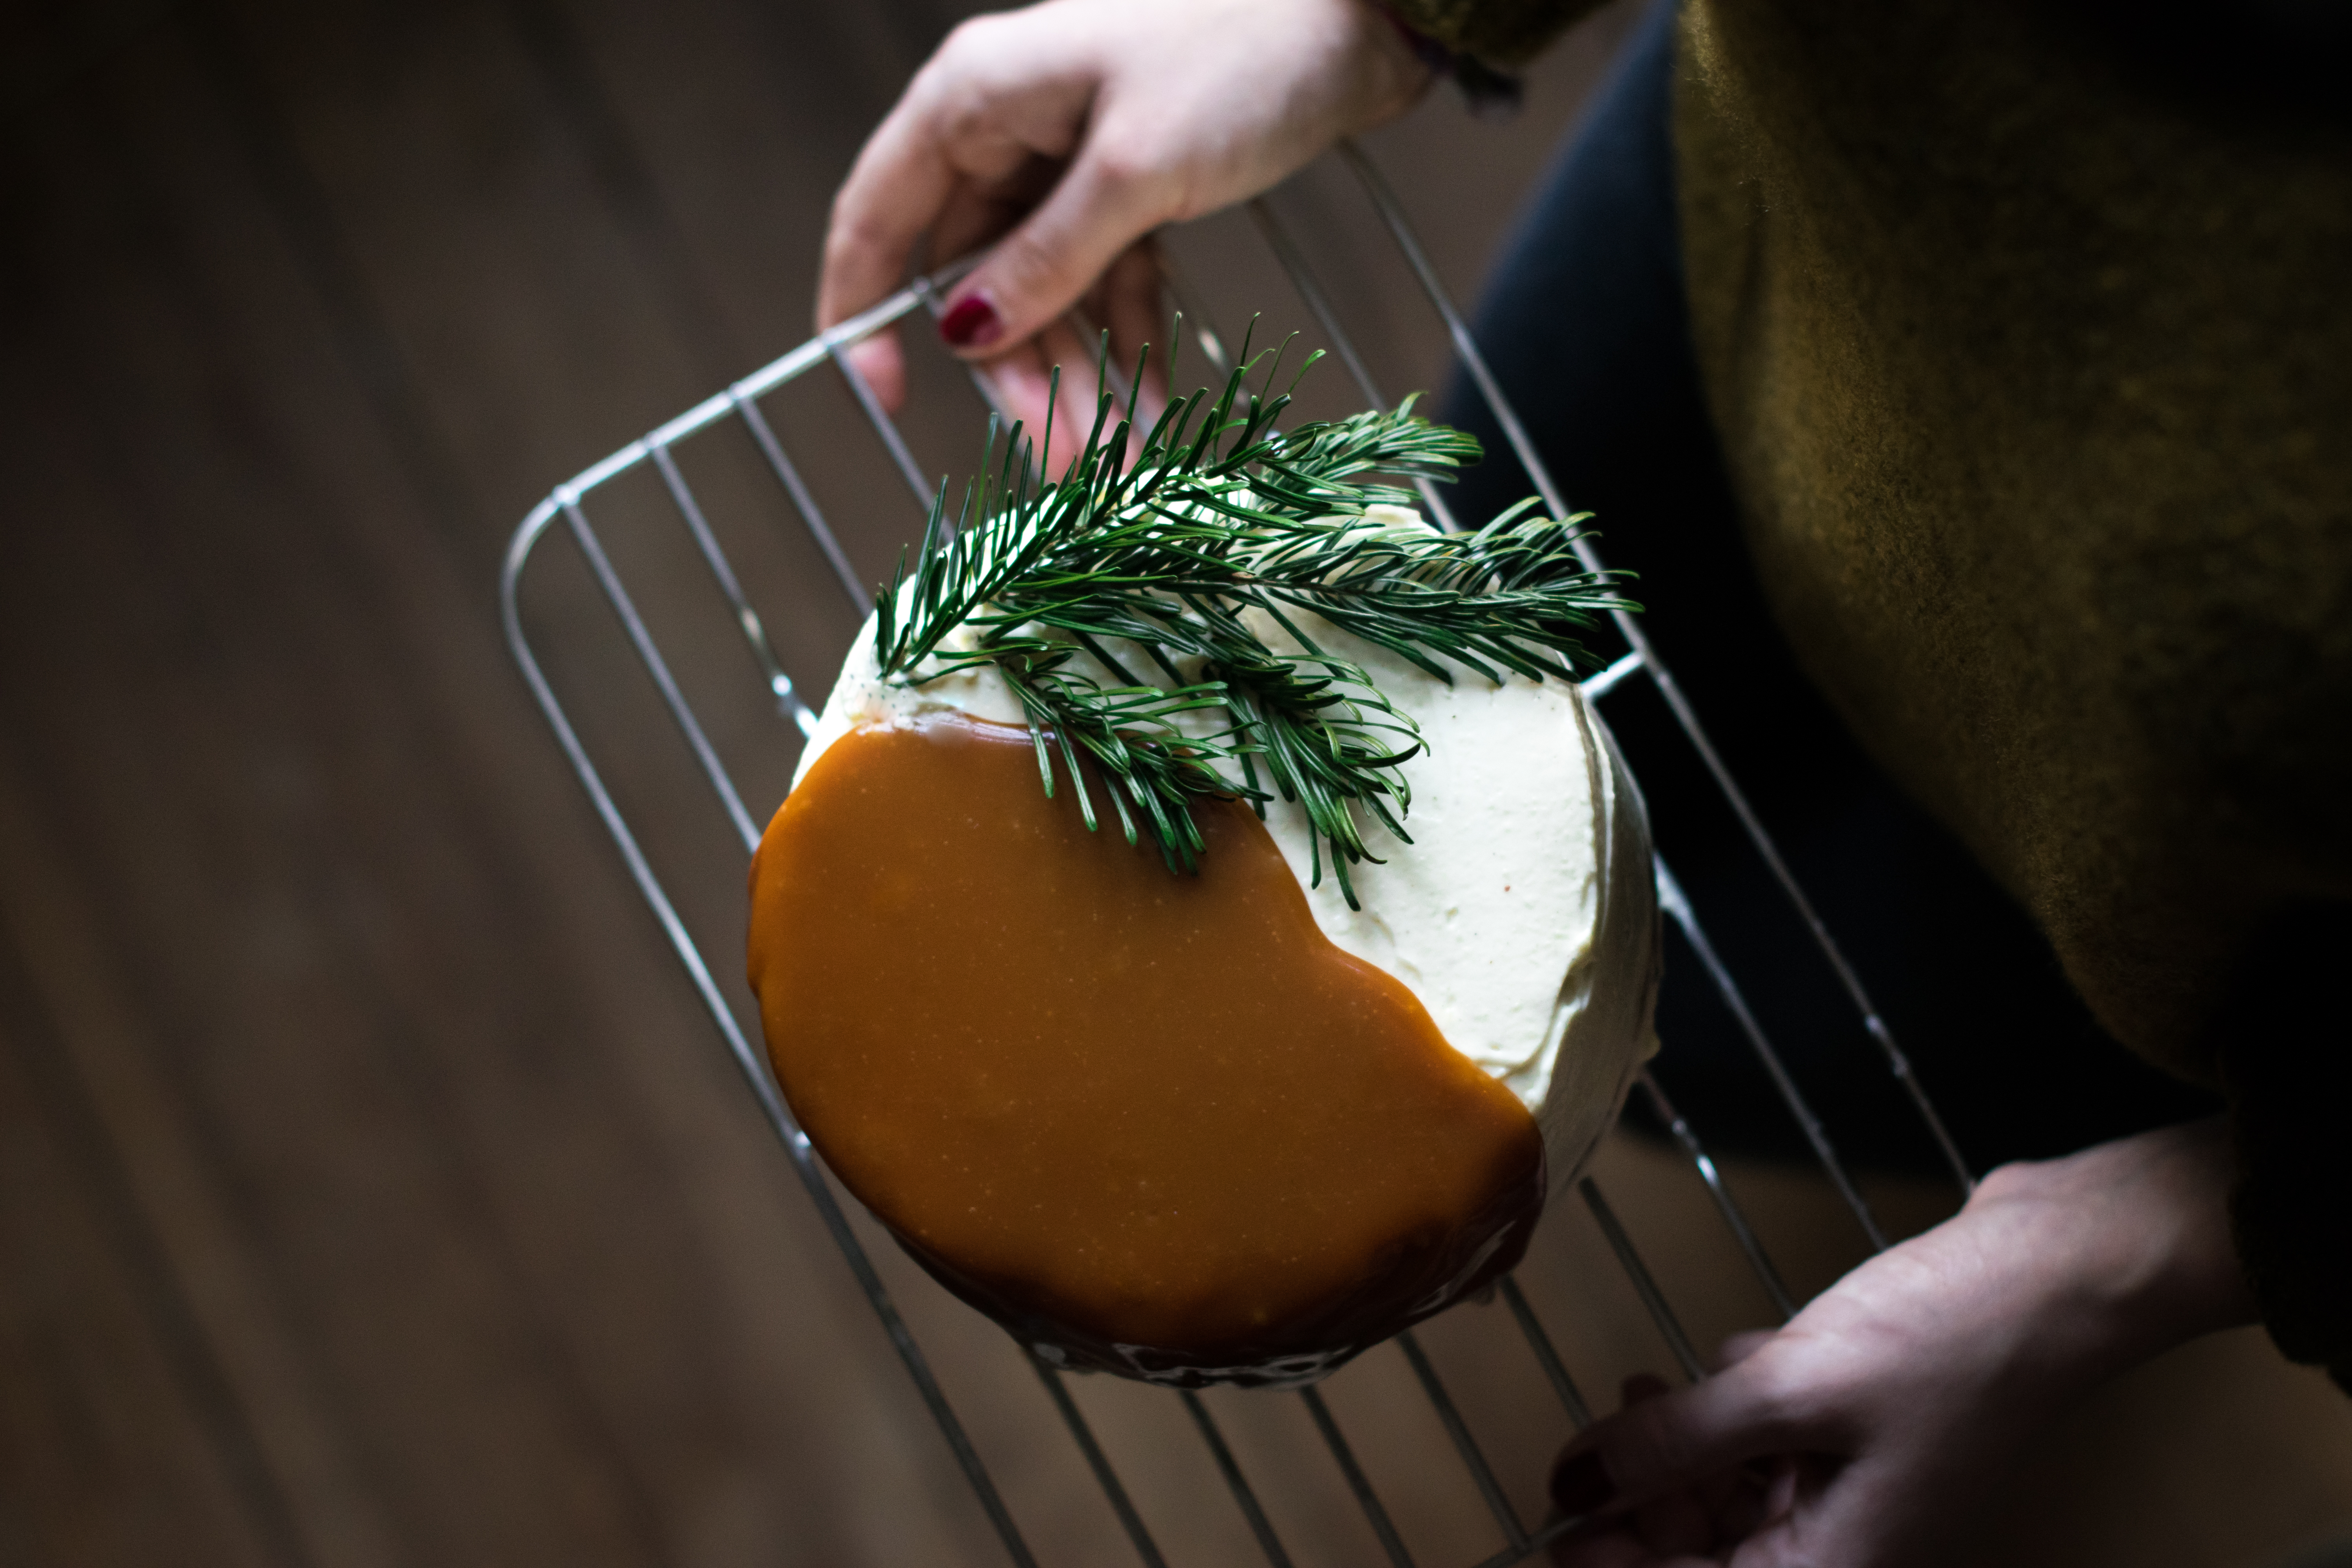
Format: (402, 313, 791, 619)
(1632, 1490, 1715, 1559)
(835, 330, 907, 415)
(1708, 1467, 1771, 1544)
(822, 14, 1069, 331)
(1715, 1330, 1776, 1372)
(924, 162, 1069, 428)
(934, 126, 1183, 360)
(822, 105, 960, 410)
(1551, 1355, 1823, 1517)
(927, 155, 1063, 272)
(1546, 1519, 1659, 1568)
(820, 98, 958, 340)
(1552, 1376, 1668, 1518)
(1090, 236, 1171, 425)
(978, 314, 1101, 445)
(1695, 1463, 1743, 1517)
(1617, 1376, 1715, 1557)
(960, 342, 1043, 442)
(927, 179, 1018, 279)
(976, 351, 1055, 442)
(1767, 1456, 1806, 1524)
(821, 20, 1078, 408)
(1718, 1454, 1880, 1568)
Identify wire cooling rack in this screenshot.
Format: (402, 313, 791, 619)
(501, 140, 1976, 1567)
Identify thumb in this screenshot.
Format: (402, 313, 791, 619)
(933, 131, 1178, 359)
(1548, 1359, 1812, 1519)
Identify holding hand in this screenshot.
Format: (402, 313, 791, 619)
(819, 0, 1433, 426)
(1549, 1120, 2253, 1567)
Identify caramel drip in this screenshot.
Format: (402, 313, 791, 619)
(747, 713, 1543, 1383)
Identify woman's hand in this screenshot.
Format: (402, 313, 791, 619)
(1549, 1118, 2255, 1567)
(819, 0, 1433, 426)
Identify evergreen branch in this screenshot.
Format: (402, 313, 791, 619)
(873, 327, 1636, 907)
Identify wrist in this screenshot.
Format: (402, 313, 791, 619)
(1973, 1119, 2255, 1388)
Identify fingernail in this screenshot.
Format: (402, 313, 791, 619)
(1549, 1449, 1616, 1517)
(938, 292, 1001, 350)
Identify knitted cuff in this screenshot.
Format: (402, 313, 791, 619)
(1378, 5, 1526, 118)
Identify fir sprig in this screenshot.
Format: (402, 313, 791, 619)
(872, 330, 1633, 907)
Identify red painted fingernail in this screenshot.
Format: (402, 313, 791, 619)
(938, 292, 1001, 350)
(1549, 1449, 1616, 1517)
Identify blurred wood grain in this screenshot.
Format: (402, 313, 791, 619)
(3, 1, 2348, 1564)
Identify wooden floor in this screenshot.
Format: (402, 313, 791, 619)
(4, 1, 2351, 1564)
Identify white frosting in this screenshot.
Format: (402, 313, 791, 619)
(792, 508, 1661, 1192)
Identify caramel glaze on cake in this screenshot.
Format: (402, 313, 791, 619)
(747, 712, 1544, 1387)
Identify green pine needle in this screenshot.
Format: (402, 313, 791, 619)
(872, 326, 1635, 909)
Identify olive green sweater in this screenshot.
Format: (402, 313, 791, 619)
(1394, 0, 2352, 1382)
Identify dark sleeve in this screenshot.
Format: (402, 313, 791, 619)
(2214, 900, 2352, 1393)
(1381, 0, 1612, 67)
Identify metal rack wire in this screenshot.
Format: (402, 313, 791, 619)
(501, 140, 1973, 1567)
